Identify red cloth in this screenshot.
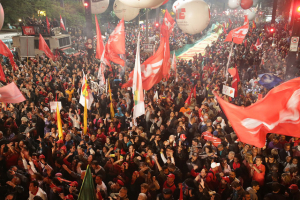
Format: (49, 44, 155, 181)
(252, 164, 265, 186)
(163, 181, 176, 193)
(39, 34, 54, 59)
(202, 132, 221, 147)
(95, 15, 104, 60)
(0, 82, 25, 103)
(232, 162, 241, 170)
(216, 77, 300, 148)
(0, 40, 18, 71)
(225, 16, 249, 44)
(60, 15, 65, 30)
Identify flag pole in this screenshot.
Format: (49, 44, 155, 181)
(226, 41, 234, 82)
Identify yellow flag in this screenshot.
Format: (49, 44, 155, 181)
(83, 97, 87, 135)
(108, 79, 114, 119)
(56, 103, 63, 140)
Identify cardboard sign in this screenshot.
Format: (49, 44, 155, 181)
(290, 36, 299, 52)
(50, 101, 62, 113)
(222, 85, 235, 98)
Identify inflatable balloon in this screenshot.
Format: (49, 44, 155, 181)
(0, 4, 3, 31)
(119, 0, 166, 8)
(172, 1, 181, 13)
(240, 0, 253, 9)
(176, 0, 210, 35)
(252, 0, 259, 6)
(82, 0, 109, 14)
(228, 0, 241, 9)
(244, 7, 257, 20)
(114, 0, 140, 21)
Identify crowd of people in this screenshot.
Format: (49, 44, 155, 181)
(0, 11, 299, 200)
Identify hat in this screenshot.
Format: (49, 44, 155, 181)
(222, 177, 230, 183)
(43, 107, 49, 112)
(65, 194, 74, 200)
(55, 173, 62, 177)
(39, 154, 45, 159)
(167, 174, 175, 179)
(117, 180, 124, 186)
(211, 162, 220, 169)
(56, 140, 64, 144)
(216, 116, 222, 122)
(289, 184, 299, 190)
(163, 188, 173, 195)
(180, 134, 187, 140)
(69, 181, 78, 187)
(21, 117, 28, 122)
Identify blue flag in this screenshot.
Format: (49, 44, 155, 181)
(258, 73, 282, 89)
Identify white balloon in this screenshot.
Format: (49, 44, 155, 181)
(244, 7, 257, 20)
(0, 4, 4, 31)
(228, 0, 241, 9)
(173, 0, 201, 13)
(114, 0, 140, 22)
(252, 0, 259, 6)
(81, 0, 109, 14)
(119, 0, 165, 8)
(176, 0, 210, 35)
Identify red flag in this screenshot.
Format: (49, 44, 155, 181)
(107, 19, 125, 55)
(228, 66, 239, 97)
(60, 15, 65, 31)
(161, 10, 175, 34)
(193, 85, 196, 98)
(215, 77, 300, 148)
(46, 17, 50, 34)
(95, 15, 104, 60)
(229, 18, 232, 26)
(252, 20, 256, 29)
(0, 64, 5, 82)
(284, 24, 287, 31)
(225, 16, 249, 44)
(185, 91, 192, 105)
(122, 37, 166, 90)
(105, 43, 124, 66)
(254, 38, 261, 51)
(39, 34, 54, 59)
(0, 82, 25, 103)
(244, 39, 247, 47)
(223, 23, 227, 34)
(0, 40, 18, 71)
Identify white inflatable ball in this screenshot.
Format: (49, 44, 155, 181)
(244, 7, 257, 20)
(0, 4, 4, 31)
(176, 0, 210, 35)
(82, 0, 109, 14)
(114, 0, 140, 21)
(119, 0, 166, 8)
(228, 0, 241, 9)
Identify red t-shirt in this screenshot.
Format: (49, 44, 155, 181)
(253, 164, 265, 186)
(163, 181, 176, 193)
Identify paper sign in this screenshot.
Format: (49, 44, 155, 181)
(290, 37, 299, 52)
(50, 101, 62, 113)
(222, 85, 235, 98)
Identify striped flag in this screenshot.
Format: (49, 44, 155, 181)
(132, 33, 145, 119)
(56, 103, 63, 140)
(108, 79, 115, 119)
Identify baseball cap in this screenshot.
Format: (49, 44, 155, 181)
(39, 154, 45, 159)
(211, 162, 220, 169)
(65, 194, 74, 200)
(167, 174, 175, 179)
(117, 180, 124, 186)
(180, 134, 187, 140)
(289, 184, 299, 190)
(163, 188, 172, 195)
(222, 177, 230, 183)
(56, 140, 64, 144)
(43, 107, 49, 112)
(69, 181, 78, 187)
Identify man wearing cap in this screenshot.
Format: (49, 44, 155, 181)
(163, 174, 176, 194)
(206, 162, 221, 191)
(289, 184, 300, 200)
(157, 188, 174, 200)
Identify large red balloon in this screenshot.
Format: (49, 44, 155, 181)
(240, 0, 253, 9)
(162, 0, 169, 5)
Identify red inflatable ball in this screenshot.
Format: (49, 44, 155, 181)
(240, 0, 253, 9)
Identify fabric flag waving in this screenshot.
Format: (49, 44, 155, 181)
(215, 77, 300, 148)
(79, 72, 94, 109)
(0, 82, 25, 103)
(108, 79, 115, 119)
(77, 165, 97, 200)
(258, 73, 282, 89)
(161, 9, 175, 35)
(56, 103, 63, 140)
(0, 63, 5, 82)
(0, 40, 18, 71)
(95, 15, 104, 60)
(46, 17, 50, 34)
(254, 38, 261, 51)
(252, 20, 256, 29)
(97, 63, 106, 86)
(225, 16, 249, 44)
(132, 33, 145, 119)
(39, 34, 54, 60)
(228, 66, 240, 97)
(60, 15, 65, 31)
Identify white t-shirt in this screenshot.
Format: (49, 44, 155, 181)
(28, 187, 47, 200)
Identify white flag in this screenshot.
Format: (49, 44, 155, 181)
(132, 33, 145, 119)
(79, 72, 94, 109)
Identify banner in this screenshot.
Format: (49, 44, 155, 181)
(222, 85, 235, 98)
(50, 101, 62, 112)
(22, 26, 35, 36)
